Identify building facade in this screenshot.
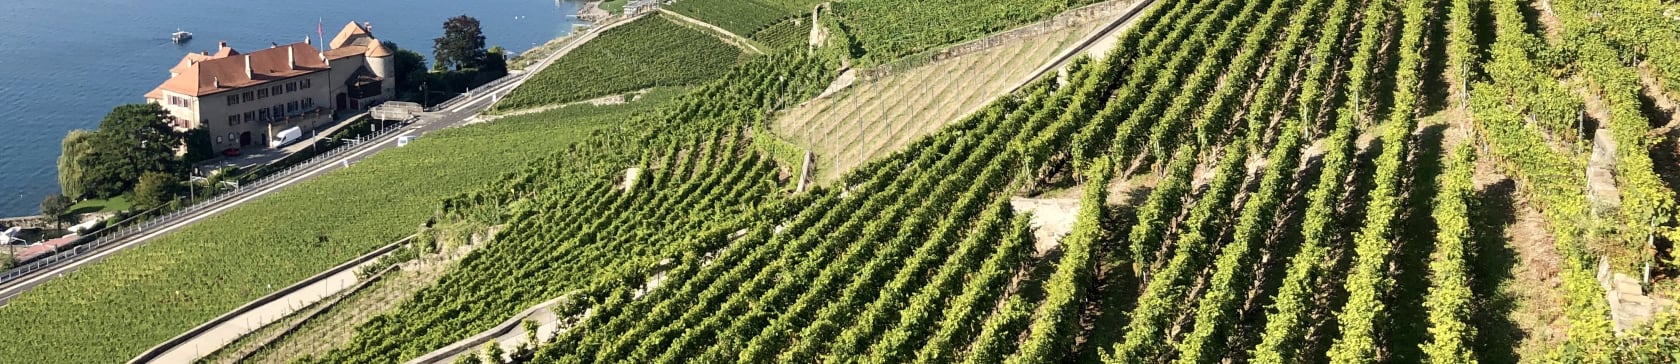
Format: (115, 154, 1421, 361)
(146, 21, 396, 152)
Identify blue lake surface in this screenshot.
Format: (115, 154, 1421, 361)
(0, 0, 590, 216)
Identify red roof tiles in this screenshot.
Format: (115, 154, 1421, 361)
(150, 42, 328, 97)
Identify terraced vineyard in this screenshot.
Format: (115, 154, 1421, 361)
(664, 0, 823, 38)
(490, 15, 743, 113)
(775, 14, 1112, 183)
(10, 0, 1680, 362)
(749, 17, 811, 51)
(300, 0, 1680, 360)
(829, 0, 1109, 64)
(0, 92, 674, 364)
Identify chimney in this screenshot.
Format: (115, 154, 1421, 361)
(244, 54, 253, 78)
(288, 46, 296, 70)
(213, 77, 220, 88)
(218, 40, 228, 49)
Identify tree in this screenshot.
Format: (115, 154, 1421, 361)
(384, 41, 429, 93)
(57, 130, 98, 199)
(73, 103, 185, 198)
(474, 45, 510, 85)
(434, 15, 488, 72)
(182, 127, 214, 163)
(132, 171, 178, 209)
(39, 194, 72, 231)
(485, 45, 508, 76)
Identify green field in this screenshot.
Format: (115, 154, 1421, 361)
(601, 0, 628, 14)
(665, 0, 821, 37)
(831, 0, 1104, 65)
(0, 94, 678, 364)
(67, 196, 132, 215)
(749, 17, 810, 51)
(491, 15, 744, 113)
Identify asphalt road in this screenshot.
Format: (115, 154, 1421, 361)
(0, 70, 536, 307)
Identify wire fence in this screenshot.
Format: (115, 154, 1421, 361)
(0, 124, 408, 286)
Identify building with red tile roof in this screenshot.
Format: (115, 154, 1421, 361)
(146, 21, 396, 151)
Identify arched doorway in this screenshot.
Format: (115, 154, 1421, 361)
(239, 132, 252, 146)
(336, 92, 349, 111)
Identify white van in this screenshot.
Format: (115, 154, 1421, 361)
(271, 127, 304, 148)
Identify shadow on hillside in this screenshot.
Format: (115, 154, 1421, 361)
(1468, 178, 1522, 364)
(1223, 147, 1322, 362)
(1386, 123, 1446, 362)
(1073, 204, 1140, 363)
(1297, 133, 1384, 362)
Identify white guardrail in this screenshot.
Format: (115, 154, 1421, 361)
(0, 10, 636, 289)
(0, 124, 408, 286)
(430, 72, 521, 112)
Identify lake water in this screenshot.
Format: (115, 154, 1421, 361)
(0, 0, 590, 216)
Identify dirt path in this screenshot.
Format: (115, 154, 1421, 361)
(477, 89, 651, 124)
(141, 250, 391, 363)
(1469, 160, 1569, 362)
(656, 9, 765, 55)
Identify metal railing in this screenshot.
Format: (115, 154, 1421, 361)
(0, 124, 408, 286)
(430, 72, 522, 112)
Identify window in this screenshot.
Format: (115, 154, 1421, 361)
(227, 133, 235, 141)
(216, 136, 223, 144)
(286, 82, 298, 92)
(227, 95, 239, 106)
(258, 109, 270, 122)
(242, 92, 254, 102)
(300, 78, 311, 89)
(272, 105, 284, 118)
(302, 97, 314, 109)
(271, 85, 283, 95)
(287, 101, 299, 113)
(228, 115, 238, 126)
(257, 89, 269, 99)
(243, 111, 256, 122)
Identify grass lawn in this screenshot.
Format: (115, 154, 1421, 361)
(0, 93, 680, 364)
(601, 0, 628, 14)
(67, 196, 132, 215)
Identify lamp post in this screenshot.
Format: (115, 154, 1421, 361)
(422, 82, 429, 109)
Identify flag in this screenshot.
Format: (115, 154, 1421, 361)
(317, 18, 324, 47)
